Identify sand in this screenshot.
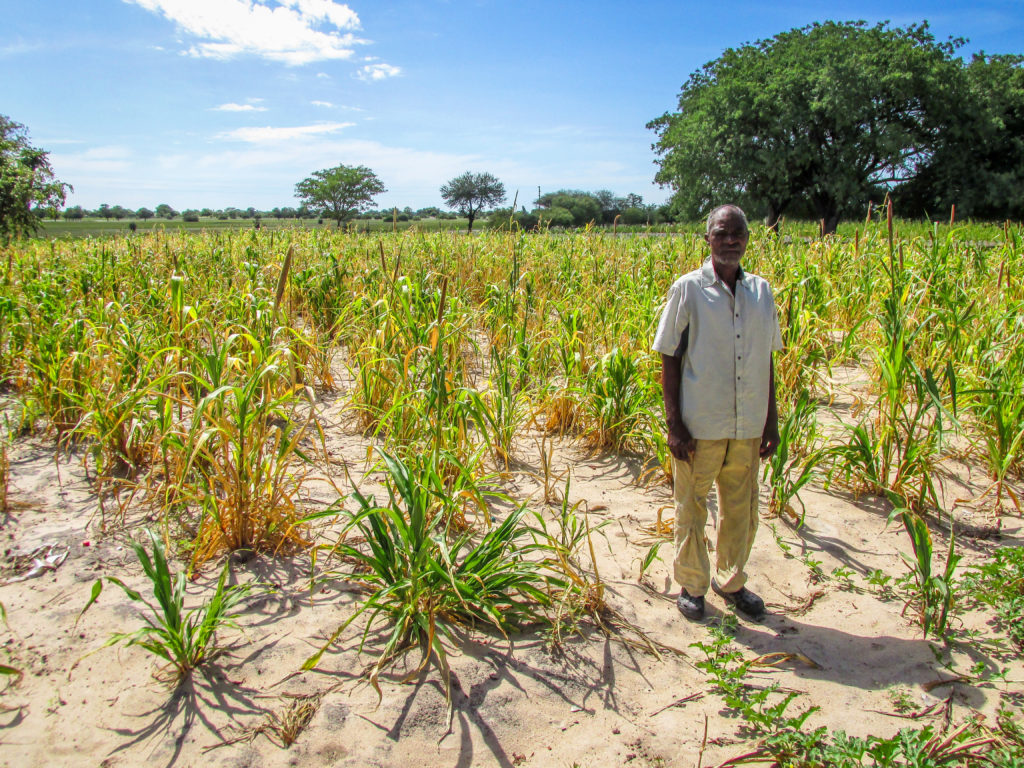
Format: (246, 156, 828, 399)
(1, 374, 1021, 768)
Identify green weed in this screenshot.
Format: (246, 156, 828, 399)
(78, 529, 250, 682)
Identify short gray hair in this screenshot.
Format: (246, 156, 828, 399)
(706, 205, 749, 235)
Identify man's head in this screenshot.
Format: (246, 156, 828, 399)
(705, 205, 749, 270)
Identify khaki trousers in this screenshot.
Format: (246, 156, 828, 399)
(672, 438, 761, 596)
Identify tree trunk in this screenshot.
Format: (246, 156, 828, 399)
(810, 195, 840, 236)
(823, 212, 840, 235)
(765, 202, 785, 234)
(466, 210, 475, 233)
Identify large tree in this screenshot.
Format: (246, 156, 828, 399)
(896, 54, 1024, 220)
(296, 164, 386, 228)
(648, 21, 963, 233)
(440, 172, 505, 232)
(0, 115, 70, 240)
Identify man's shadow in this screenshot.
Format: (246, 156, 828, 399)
(698, 606, 996, 710)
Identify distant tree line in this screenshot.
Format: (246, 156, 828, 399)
(50, 190, 664, 230)
(56, 203, 319, 222)
(487, 189, 667, 230)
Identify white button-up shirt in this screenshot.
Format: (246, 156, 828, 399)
(652, 260, 783, 440)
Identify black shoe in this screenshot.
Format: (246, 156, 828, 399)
(711, 580, 765, 619)
(676, 589, 705, 620)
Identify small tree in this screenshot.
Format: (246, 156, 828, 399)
(534, 190, 602, 227)
(295, 164, 386, 228)
(440, 171, 506, 232)
(155, 203, 177, 219)
(136, 207, 154, 220)
(0, 114, 70, 240)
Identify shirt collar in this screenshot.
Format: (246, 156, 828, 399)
(700, 259, 747, 288)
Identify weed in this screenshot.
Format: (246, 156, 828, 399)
(867, 568, 892, 589)
(304, 451, 555, 715)
(800, 554, 825, 583)
(960, 545, 1024, 650)
(895, 510, 960, 638)
(691, 618, 818, 736)
(830, 566, 855, 590)
(78, 529, 249, 682)
(886, 685, 916, 713)
(762, 389, 822, 524)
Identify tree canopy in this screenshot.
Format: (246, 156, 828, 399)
(535, 190, 602, 227)
(648, 21, 965, 232)
(0, 115, 70, 240)
(895, 53, 1024, 220)
(296, 164, 386, 228)
(440, 172, 506, 232)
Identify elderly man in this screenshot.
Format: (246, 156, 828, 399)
(652, 205, 781, 620)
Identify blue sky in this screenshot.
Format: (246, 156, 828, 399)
(2, 0, 1022, 212)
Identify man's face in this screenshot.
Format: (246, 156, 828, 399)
(705, 210, 749, 268)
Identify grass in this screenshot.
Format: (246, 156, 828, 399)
(303, 450, 559, 713)
(78, 529, 250, 683)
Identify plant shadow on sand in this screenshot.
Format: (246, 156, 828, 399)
(308, 621, 648, 768)
(101, 664, 267, 768)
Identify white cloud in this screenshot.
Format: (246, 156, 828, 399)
(124, 0, 366, 65)
(212, 102, 267, 112)
(310, 100, 333, 108)
(217, 122, 355, 142)
(50, 145, 135, 176)
(357, 63, 401, 81)
(0, 40, 46, 57)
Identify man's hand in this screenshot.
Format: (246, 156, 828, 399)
(759, 426, 780, 459)
(661, 353, 695, 462)
(760, 353, 780, 459)
(668, 422, 697, 462)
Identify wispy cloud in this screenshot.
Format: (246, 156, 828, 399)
(0, 40, 47, 57)
(357, 62, 400, 81)
(212, 102, 267, 112)
(50, 145, 135, 175)
(124, 0, 367, 65)
(310, 100, 333, 107)
(217, 122, 354, 142)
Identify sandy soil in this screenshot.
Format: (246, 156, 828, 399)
(1, 371, 1021, 768)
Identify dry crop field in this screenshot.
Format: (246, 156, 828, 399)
(0, 220, 1022, 767)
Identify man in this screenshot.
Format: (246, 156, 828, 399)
(652, 205, 781, 620)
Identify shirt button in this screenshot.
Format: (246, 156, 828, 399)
(736, 334, 740, 339)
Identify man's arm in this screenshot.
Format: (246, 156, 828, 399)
(661, 353, 696, 462)
(760, 353, 780, 459)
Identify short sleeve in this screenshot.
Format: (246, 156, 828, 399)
(652, 280, 688, 356)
